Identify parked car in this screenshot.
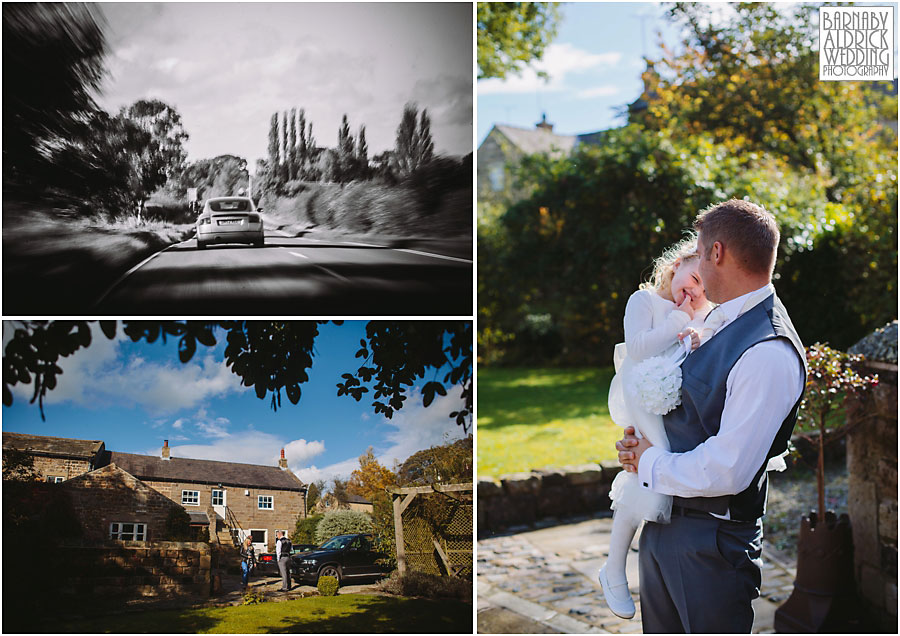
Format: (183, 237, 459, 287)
(291, 533, 388, 586)
(256, 543, 318, 577)
(195, 196, 264, 249)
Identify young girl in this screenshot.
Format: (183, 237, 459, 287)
(598, 235, 713, 619)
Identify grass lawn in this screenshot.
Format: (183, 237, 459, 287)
(477, 367, 620, 478)
(52, 594, 471, 633)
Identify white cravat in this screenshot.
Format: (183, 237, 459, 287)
(699, 307, 728, 344)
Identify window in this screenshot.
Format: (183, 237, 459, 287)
(258, 495, 273, 510)
(182, 490, 200, 506)
(211, 490, 224, 506)
(489, 165, 505, 192)
(46, 476, 64, 483)
(250, 529, 267, 544)
(110, 522, 146, 541)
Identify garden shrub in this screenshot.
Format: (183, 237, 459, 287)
(314, 509, 372, 545)
(293, 513, 323, 545)
(163, 506, 193, 541)
(242, 588, 267, 605)
(377, 570, 472, 602)
(317, 575, 339, 596)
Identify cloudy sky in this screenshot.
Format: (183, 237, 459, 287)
(95, 2, 473, 169)
(478, 2, 683, 143)
(2, 321, 469, 486)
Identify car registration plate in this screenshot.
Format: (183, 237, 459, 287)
(217, 219, 243, 225)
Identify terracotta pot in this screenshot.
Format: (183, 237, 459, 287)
(774, 511, 863, 633)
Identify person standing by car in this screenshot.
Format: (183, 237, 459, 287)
(276, 530, 293, 592)
(240, 536, 257, 591)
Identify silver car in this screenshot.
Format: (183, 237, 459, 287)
(196, 197, 264, 249)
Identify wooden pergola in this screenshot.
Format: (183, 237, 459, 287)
(387, 482, 473, 576)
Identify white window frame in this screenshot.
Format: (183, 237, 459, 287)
(110, 522, 147, 541)
(489, 165, 505, 192)
(249, 529, 267, 555)
(211, 489, 225, 506)
(46, 476, 64, 483)
(258, 495, 273, 510)
(182, 490, 200, 506)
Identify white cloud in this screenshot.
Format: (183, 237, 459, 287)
(9, 324, 242, 414)
(284, 438, 327, 468)
(196, 415, 231, 439)
(157, 430, 289, 466)
(576, 85, 620, 99)
(172, 418, 186, 430)
(479, 43, 622, 95)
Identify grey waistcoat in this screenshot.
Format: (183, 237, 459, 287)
(662, 293, 806, 522)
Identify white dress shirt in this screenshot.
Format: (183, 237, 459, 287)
(637, 284, 805, 501)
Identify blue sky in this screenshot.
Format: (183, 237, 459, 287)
(478, 2, 684, 144)
(2, 321, 469, 486)
(477, 2, 899, 144)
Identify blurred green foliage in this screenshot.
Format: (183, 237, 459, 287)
(479, 3, 897, 366)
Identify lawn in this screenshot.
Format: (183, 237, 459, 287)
(50, 594, 471, 633)
(477, 367, 620, 478)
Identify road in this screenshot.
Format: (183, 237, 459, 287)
(94, 230, 472, 315)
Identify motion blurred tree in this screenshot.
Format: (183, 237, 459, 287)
(477, 2, 560, 80)
(297, 109, 308, 179)
(120, 99, 189, 219)
(347, 447, 398, 502)
(357, 125, 369, 180)
(281, 111, 290, 183)
(3, 3, 107, 189)
(288, 107, 299, 181)
(394, 103, 434, 177)
(267, 112, 281, 190)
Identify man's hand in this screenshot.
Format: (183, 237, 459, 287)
(616, 426, 653, 473)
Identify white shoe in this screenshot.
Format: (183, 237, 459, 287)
(598, 565, 635, 619)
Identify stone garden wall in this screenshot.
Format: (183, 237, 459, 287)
(477, 462, 621, 536)
(57, 540, 211, 601)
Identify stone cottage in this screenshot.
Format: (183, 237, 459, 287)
(3, 433, 307, 554)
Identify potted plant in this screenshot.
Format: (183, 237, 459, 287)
(775, 343, 878, 633)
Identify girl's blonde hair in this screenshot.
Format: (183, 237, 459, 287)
(640, 234, 700, 298)
(243, 537, 252, 548)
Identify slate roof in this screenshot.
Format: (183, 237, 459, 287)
(347, 494, 373, 505)
(492, 124, 578, 157)
(106, 451, 305, 491)
(2, 432, 104, 460)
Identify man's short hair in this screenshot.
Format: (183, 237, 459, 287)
(693, 199, 779, 276)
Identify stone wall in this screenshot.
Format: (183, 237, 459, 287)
(143, 478, 305, 551)
(846, 362, 898, 632)
(63, 464, 184, 543)
(31, 455, 92, 481)
(478, 462, 621, 536)
(58, 540, 211, 600)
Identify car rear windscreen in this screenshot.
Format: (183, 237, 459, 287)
(210, 199, 251, 212)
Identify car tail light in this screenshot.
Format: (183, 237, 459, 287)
(261, 555, 273, 562)
(248, 214, 260, 223)
(199, 217, 211, 225)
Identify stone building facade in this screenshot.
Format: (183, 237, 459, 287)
(3, 433, 307, 554)
(2, 432, 105, 482)
(62, 463, 184, 543)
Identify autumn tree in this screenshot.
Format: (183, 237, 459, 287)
(331, 477, 350, 508)
(347, 447, 398, 501)
(477, 2, 561, 80)
(398, 435, 473, 486)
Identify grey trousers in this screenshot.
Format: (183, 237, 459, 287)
(278, 557, 291, 590)
(638, 513, 763, 633)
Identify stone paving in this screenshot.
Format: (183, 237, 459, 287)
(477, 514, 798, 634)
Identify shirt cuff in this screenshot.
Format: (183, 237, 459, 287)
(637, 445, 666, 491)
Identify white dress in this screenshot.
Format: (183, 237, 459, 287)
(607, 289, 707, 523)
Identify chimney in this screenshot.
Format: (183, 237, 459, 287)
(162, 440, 170, 461)
(279, 448, 288, 470)
(535, 112, 554, 132)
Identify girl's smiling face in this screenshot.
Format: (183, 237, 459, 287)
(670, 258, 708, 309)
